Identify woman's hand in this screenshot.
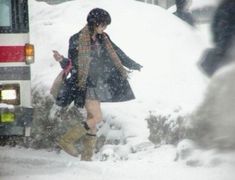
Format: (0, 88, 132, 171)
(52, 50, 64, 62)
(134, 64, 143, 71)
(137, 64, 143, 71)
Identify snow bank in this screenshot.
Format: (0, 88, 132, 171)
(29, 0, 207, 146)
(1, 1, 235, 179)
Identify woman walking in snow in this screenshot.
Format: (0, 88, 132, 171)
(52, 8, 142, 161)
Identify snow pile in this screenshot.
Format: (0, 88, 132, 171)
(191, 64, 235, 149)
(1, 145, 235, 179)
(29, 0, 207, 148)
(1, 0, 235, 179)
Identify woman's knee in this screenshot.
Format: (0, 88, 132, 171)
(85, 100, 102, 121)
(95, 111, 102, 123)
(88, 111, 102, 123)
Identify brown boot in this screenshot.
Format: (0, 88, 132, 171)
(58, 123, 87, 157)
(80, 134, 97, 161)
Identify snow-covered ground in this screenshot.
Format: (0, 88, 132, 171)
(1, 145, 235, 180)
(1, 0, 235, 179)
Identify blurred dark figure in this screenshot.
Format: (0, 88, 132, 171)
(191, 0, 235, 150)
(174, 0, 195, 26)
(199, 0, 235, 77)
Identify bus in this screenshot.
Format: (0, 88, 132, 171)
(0, 0, 34, 140)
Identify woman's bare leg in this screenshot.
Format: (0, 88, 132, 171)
(84, 99, 102, 134)
(80, 99, 101, 160)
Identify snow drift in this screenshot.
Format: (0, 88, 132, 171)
(29, 0, 207, 148)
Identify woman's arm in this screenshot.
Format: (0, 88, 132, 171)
(106, 35, 142, 70)
(68, 33, 79, 67)
(52, 50, 70, 69)
(112, 41, 142, 70)
(52, 33, 79, 70)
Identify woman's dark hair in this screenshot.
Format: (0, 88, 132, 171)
(87, 8, 111, 32)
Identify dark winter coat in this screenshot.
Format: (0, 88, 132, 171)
(55, 31, 141, 108)
(199, 0, 235, 76)
(212, 0, 235, 54)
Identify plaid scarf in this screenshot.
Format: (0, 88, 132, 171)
(77, 25, 128, 88)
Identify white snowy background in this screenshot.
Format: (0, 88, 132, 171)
(1, 0, 235, 179)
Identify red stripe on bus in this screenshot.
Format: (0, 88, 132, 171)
(0, 46, 25, 62)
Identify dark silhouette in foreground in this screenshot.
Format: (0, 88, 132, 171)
(193, 0, 235, 150)
(174, 0, 195, 26)
(199, 0, 235, 77)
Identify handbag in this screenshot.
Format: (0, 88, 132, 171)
(50, 59, 72, 99)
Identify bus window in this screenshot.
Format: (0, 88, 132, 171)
(0, 0, 12, 27)
(0, 0, 29, 33)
